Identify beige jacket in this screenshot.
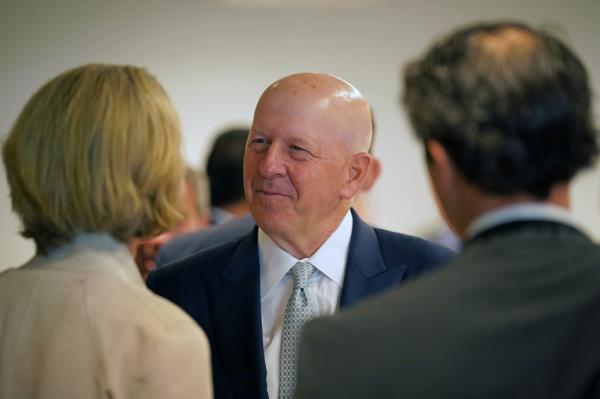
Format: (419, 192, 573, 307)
(0, 233, 212, 398)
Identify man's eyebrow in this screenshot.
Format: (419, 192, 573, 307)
(292, 136, 326, 159)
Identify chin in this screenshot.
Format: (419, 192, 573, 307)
(252, 208, 295, 235)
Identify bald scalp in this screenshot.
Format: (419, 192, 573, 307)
(256, 73, 373, 154)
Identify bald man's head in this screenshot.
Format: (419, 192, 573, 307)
(256, 73, 373, 154)
(244, 73, 374, 258)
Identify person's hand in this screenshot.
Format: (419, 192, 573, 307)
(134, 233, 173, 280)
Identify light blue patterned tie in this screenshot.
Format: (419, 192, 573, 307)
(278, 261, 315, 399)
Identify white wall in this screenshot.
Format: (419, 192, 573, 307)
(1, 0, 599, 270)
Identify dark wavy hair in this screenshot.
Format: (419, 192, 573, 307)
(403, 21, 598, 198)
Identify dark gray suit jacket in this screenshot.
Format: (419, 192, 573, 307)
(296, 220, 600, 399)
(147, 210, 454, 399)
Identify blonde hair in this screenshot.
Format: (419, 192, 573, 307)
(2, 64, 185, 252)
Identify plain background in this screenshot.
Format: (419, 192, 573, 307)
(1, 0, 599, 271)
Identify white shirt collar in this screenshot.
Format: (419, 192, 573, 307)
(465, 202, 579, 239)
(258, 210, 353, 300)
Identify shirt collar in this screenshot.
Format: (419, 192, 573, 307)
(258, 210, 353, 300)
(32, 232, 144, 286)
(465, 202, 579, 240)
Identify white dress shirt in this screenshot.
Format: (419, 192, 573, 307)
(259, 211, 353, 399)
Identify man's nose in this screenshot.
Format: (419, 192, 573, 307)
(258, 144, 287, 178)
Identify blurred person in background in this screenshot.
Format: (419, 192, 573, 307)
(206, 127, 251, 224)
(135, 166, 211, 278)
(156, 127, 255, 266)
(0, 64, 212, 398)
(296, 21, 600, 399)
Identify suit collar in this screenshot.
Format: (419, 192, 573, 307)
(465, 203, 579, 240)
(339, 209, 407, 308)
(35, 233, 144, 287)
(465, 219, 589, 248)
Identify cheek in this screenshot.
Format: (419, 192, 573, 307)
(295, 168, 340, 205)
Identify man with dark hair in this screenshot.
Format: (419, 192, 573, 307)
(156, 128, 256, 266)
(295, 21, 600, 399)
(206, 128, 250, 224)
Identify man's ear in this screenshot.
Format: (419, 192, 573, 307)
(340, 152, 372, 200)
(426, 139, 455, 187)
(426, 139, 464, 234)
(361, 157, 381, 192)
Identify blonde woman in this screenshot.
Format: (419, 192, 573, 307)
(0, 64, 212, 398)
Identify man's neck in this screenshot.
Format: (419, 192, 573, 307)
(267, 209, 351, 259)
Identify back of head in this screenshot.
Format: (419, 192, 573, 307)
(2, 64, 184, 253)
(403, 21, 598, 198)
(206, 127, 249, 208)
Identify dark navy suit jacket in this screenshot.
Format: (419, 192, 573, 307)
(146, 210, 454, 399)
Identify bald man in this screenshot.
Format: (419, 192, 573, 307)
(147, 73, 454, 399)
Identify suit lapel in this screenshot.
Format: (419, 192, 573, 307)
(209, 228, 268, 398)
(339, 210, 407, 308)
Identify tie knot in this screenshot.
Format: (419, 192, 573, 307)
(291, 261, 314, 290)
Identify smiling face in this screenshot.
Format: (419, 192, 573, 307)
(244, 73, 372, 257)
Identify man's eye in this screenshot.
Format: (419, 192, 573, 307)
(249, 138, 270, 150)
(290, 145, 307, 153)
(290, 145, 311, 160)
